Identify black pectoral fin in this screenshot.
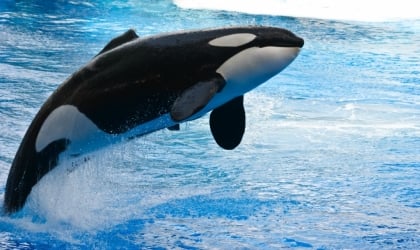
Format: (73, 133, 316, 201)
(170, 76, 225, 122)
(167, 124, 180, 131)
(210, 95, 245, 150)
(95, 29, 139, 57)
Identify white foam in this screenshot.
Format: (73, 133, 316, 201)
(24, 148, 141, 231)
(19, 138, 217, 236)
(174, 0, 420, 22)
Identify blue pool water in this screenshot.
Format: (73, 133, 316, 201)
(0, 0, 419, 249)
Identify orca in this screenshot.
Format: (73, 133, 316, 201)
(4, 26, 304, 213)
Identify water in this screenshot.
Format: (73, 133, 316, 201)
(0, 0, 419, 249)
(174, 0, 420, 22)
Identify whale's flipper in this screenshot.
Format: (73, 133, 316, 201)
(96, 29, 139, 56)
(170, 76, 225, 122)
(210, 95, 245, 150)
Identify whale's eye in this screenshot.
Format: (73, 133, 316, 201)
(209, 33, 256, 47)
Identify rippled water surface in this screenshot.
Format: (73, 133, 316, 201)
(0, 1, 419, 249)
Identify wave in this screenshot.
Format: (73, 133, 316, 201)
(173, 0, 420, 22)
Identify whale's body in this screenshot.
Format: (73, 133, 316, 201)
(4, 26, 303, 213)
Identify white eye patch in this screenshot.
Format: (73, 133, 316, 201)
(209, 33, 256, 47)
(36, 105, 99, 152)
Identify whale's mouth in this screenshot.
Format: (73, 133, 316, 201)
(271, 32, 304, 48)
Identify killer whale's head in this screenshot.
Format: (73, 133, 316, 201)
(150, 27, 303, 89)
(209, 27, 303, 95)
(166, 26, 304, 121)
(205, 26, 304, 108)
(167, 26, 303, 149)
